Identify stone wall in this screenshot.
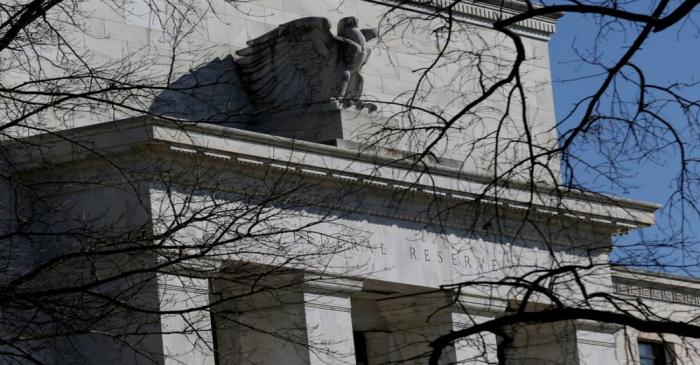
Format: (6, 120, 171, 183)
(3, 0, 561, 180)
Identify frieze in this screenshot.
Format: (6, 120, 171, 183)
(348, 238, 539, 274)
(163, 143, 638, 238)
(613, 279, 700, 306)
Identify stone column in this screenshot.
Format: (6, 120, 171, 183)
(574, 321, 620, 365)
(212, 270, 361, 365)
(451, 312, 499, 364)
(376, 293, 458, 364)
(158, 273, 216, 365)
(503, 319, 619, 364)
(303, 276, 362, 365)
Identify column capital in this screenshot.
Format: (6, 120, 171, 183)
(301, 274, 363, 297)
(456, 293, 508, 317)
(575, 319, 623, 334)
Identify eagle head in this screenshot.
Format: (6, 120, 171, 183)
(338, 17, 358, 33)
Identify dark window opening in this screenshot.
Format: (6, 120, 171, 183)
(353, 331, 369, 365)
(639, 341, 669, 365)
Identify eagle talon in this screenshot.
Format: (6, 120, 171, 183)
(364, 103, 378, 113)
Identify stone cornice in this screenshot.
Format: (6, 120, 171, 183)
(365, 0, 561, 39)
(613, 267, 700, 286)
(5, 117, 658, 231)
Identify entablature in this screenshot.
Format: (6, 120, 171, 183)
(612, 267, 700, 307)
(5, 117, 659, 234)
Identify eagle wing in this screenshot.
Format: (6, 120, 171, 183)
(235, 17, 348, 111)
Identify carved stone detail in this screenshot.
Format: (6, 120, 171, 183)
(613, 278, 700, 306)
(235, 16, 377, 113)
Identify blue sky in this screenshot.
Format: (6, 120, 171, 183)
(548, 11, 700, 273)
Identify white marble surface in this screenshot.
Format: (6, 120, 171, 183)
(4, 0, 561, 179)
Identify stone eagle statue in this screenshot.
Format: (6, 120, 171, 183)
(150, 17, 378, 142)
(235, 16, 378, 112)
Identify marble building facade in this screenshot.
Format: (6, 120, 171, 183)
(2, 0, 699, 364)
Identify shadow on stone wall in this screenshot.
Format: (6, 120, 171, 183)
(149, 55, 254, 129)
(150, 55, 346, 143)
